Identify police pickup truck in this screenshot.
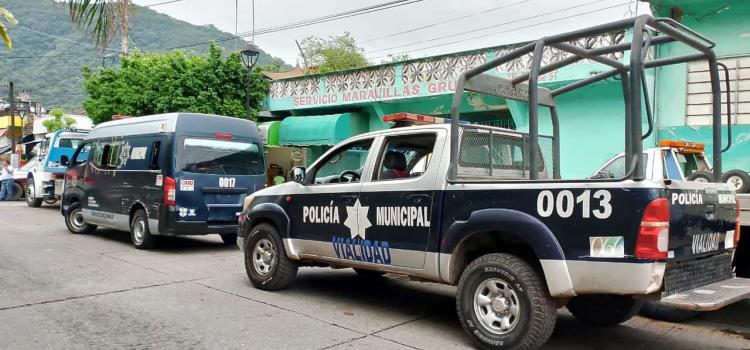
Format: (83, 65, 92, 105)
(237, 16, 750, 350)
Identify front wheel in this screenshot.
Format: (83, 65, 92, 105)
(567, 295, 643, 327)
(130, 209, 156, 250)
(244, 223, 297, 291)
(456, 253, 556, 350)
(65, 202, 97, 234)
(26, 181, 42, 207)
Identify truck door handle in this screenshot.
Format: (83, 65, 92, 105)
(407, 194, 431, 204)
(341, 194, 357, 204)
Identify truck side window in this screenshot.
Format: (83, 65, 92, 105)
(312, 139, 373, 184)
(599, 156, 626, 178)
(375, 133, 436, 181)
(149, 141, 161, 169)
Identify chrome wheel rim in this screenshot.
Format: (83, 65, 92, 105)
(133, 218, 146, 244)
(473, 278, 521, 335)
(727, 175, 743, 190)
(70, 208, 86, 231)
(26, 184, 34, 201)
(252, 238, 276, 276)
(694, 177, 709, 183)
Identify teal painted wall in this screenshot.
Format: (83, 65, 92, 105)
(653, 0, 750, 173)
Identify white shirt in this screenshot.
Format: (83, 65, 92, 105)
(0, 165, 13, 181)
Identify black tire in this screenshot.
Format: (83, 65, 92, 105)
(220, 234, 237, 245)
(567, 295, 643, 327)
(722, 169, 750, 193)
(244, 223, 297, 290)
(353, 268, 385, 280)
(43, 198, 58, 205)
(10, 182, 23, 200)
(25, 180, 42, 207)
(687, 170, 712, 183)
(639, 301, 699, 322)
(130, 209, 156, 250)
(65, 202, 97, 234)
(456, 253, 556, 350)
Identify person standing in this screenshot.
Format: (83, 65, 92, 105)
(0, 160, 14, 201)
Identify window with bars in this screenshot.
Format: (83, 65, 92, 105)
(686, 56, 750, 126)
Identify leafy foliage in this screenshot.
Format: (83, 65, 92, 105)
(42, 108, 77, 131)
(0, 6, 17, 49)
(68, 0, 132, 53)
(299, 32, 368, 74)
(82, 43, 268, 124)
(0, 0, 287, 112)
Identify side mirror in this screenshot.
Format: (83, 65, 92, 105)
(290, 167, 306, 184)
(60, 155, 69, 166)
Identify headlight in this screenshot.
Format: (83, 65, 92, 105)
(243, 194, 255, 211)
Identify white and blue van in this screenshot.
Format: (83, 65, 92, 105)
(61, 113, 266, 249)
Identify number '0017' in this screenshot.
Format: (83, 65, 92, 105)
(537, 190, 612, 219)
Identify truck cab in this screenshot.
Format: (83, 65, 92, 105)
(23, 130, 88, 207)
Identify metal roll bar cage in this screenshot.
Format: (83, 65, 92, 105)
(449, 15, 731, 182)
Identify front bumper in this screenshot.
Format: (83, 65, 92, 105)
(237, 236, 246, 252)
(658, 277, 750, 311)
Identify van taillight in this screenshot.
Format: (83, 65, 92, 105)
(635, 197, 670, 260)
(164, 176, 176, 206)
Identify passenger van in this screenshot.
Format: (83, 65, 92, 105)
(61, 113, 266, 249)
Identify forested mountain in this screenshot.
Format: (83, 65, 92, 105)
(0, 0, 286, 112)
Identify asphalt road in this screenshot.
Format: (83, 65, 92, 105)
(0, 201, 748, 350)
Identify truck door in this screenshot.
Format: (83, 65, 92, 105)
(357, 131, 442, 269)
(289, 139, 375, 258)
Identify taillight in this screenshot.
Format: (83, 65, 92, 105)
(65, 169, 77, 181)
(636, 197, 670, 260)
(163, 176, 176, 206)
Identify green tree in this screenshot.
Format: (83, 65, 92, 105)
(0, 6, 17, 49)
(68, 0, 132, 54)
(299, 32, 368, 73)
(43, 108, 77, 132)
(82, 43, 268, 124)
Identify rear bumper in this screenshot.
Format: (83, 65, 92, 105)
(658, 277, 750, 311)
(162, 221, 238, 235)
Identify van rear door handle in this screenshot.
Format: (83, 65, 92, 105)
(341, 194, 358, 204)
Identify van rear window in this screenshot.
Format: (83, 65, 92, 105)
(178, 138, 263, 176)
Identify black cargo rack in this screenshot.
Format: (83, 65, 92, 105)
(449, 15, 732, 182)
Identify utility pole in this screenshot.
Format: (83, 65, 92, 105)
(8, 81, 15, 154)
(295, 39, 309, 74)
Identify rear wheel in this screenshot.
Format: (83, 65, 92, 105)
(65, 202, 97, 234)
(456, 253, 556, 350)
(43, 198, 57, 205)
(639, 301, 699, 322)
(567, 295, 643, 327)
(244, 223, 297, 290)
(722, 170, 750, 193)
(10, 182, 23, 200)
(130, 209, 156, 250)
(220, 234, 237, 245)
(25, 181, 42, 207)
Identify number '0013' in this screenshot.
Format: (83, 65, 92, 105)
(537, 190, 612, 219)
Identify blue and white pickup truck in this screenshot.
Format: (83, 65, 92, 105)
(21, 130, 88, 207)
(236, 16, 750, 350)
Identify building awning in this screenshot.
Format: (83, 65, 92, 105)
(258, 121, 281, 145)
(279, 113, 367, 146)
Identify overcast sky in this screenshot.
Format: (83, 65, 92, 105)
(132, 0, 650, 66)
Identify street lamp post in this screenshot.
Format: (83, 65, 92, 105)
(241, 43, 260, 119)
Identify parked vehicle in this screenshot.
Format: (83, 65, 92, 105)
(19, 130, 89, 207)
(61, 113, 266, 249)
(596, 141, 748, 321)
(236, 16, 749, 350)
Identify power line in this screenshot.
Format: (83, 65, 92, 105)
(369, 1, 631, 60)
(15, 25, 120, 53)
(365, 0, 606, 55)
(360, 0, 532, 44)
(160, 0, 423, 51)
(143, 0, 185, 7)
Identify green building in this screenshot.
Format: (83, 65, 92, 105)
(262, 0, 748, 179)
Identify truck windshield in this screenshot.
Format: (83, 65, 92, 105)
(178, 138, 263, 176)
(55, 138, 83, 148)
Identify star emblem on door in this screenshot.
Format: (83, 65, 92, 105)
(343, 199, 371, 239)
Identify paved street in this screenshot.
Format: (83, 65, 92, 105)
(0, 201, 748, 350)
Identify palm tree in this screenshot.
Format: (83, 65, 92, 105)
(68, 0, 132, 54)
(0, 6, 17, 49)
